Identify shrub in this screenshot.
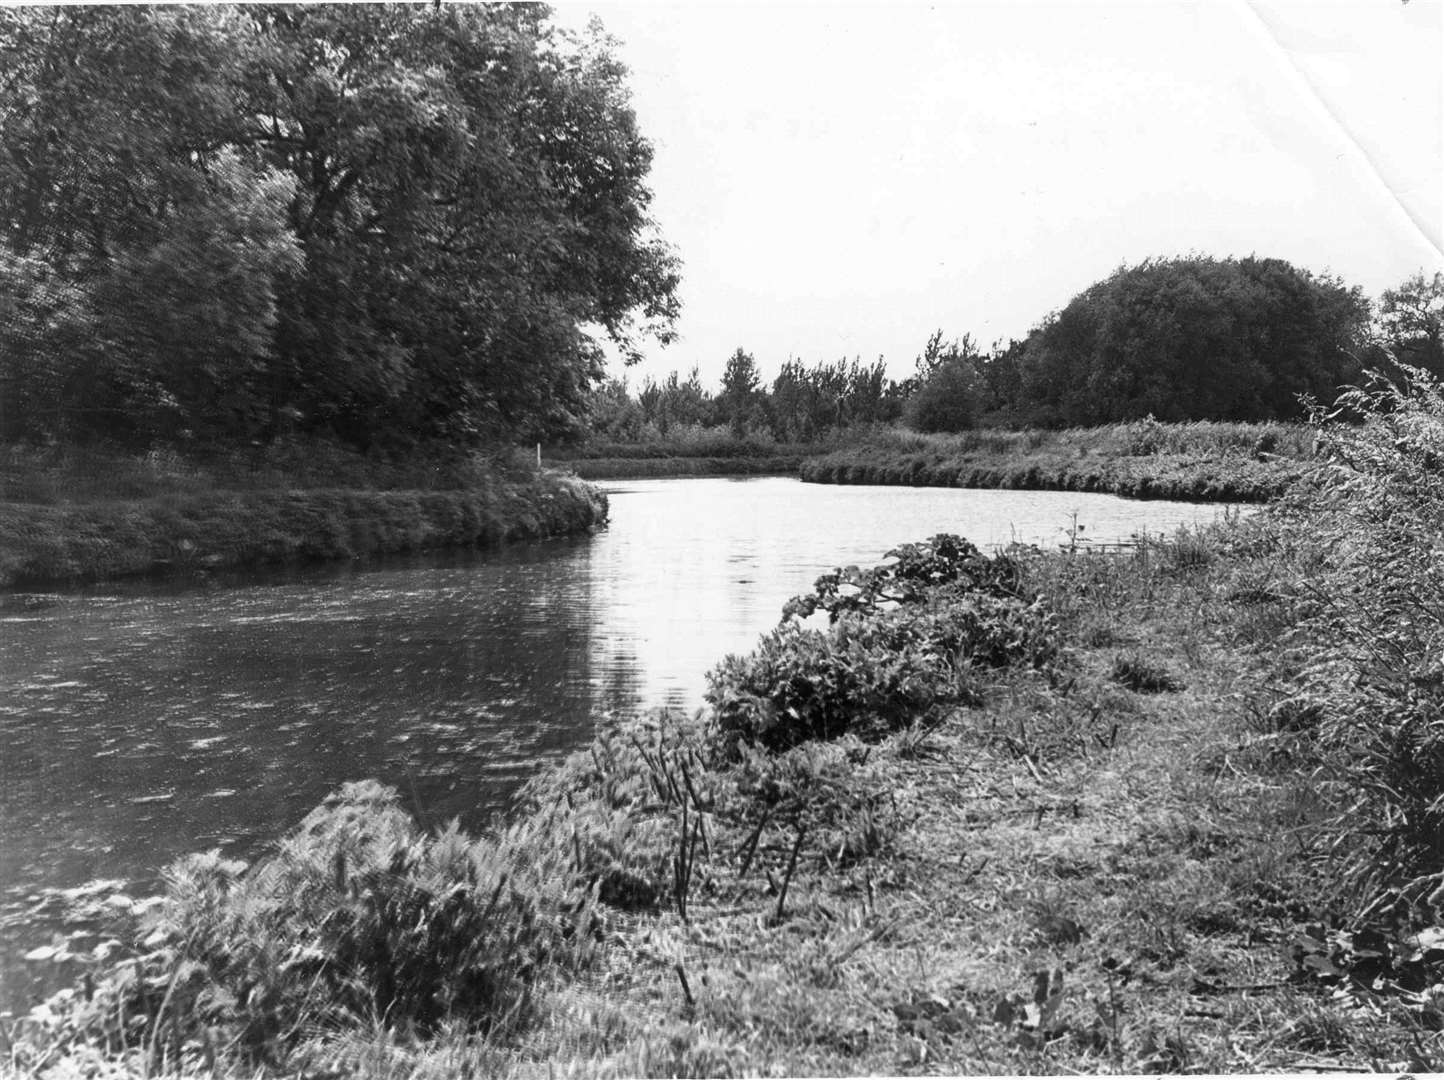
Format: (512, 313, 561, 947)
(710, 537, 1057, 749)
(781, 533, 1023, 623)
(706, 615, 961, 749)
(20, 782, 599, 1070)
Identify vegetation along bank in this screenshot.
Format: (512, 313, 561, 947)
(0, 455, 606, 589)
(550, 419, 1310, 500)
(798, 420, 1309, 502)
(11, 369, 1444, 1076)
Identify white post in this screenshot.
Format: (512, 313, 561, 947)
(536, 443, 542, 469)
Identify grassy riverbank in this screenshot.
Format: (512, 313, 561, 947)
(545, 430, 813, 480)
(801, 420, 1310, 502)
(9, 386, 1444, 1076)
(557, 455, 805, 480)
(550, 420, 1309, 498)
(0, 446, 607, 587)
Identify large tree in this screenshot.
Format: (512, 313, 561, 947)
(1377, 270, 1444, 376)
(1014, 256, 1370, 426)
(0, 4, 679, 449)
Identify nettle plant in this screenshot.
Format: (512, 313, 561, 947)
(707, 535, 1057, 750)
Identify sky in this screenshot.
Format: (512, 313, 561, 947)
(549, 0, 1444, 389)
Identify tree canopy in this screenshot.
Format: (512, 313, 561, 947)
(0, 4, 679, 450)
(1012, 256, 1370, 426)
(1376, 271, 1444, 376)
(903, 331, 983, 433)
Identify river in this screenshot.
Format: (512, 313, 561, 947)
(0, 476, 1241, 1011)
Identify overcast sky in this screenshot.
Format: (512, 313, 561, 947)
(551, 0, 1443, 388)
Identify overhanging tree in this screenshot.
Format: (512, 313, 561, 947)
(0, 4, 680, 449)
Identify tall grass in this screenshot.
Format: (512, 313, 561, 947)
(1262, 367, 1444, 909)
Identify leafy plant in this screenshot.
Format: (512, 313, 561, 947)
(711, 538, 1056, 750)
(782, 534, 1023, 623)
(16, 782, 600, 1070)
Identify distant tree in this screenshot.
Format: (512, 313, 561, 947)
(912, 329, 981, 384)
(719, 348, 761, 435)
(845, 357, 900, 426)
(638, 367, 710, 434)
(586, 377, 645, 440)
(1015, 256, 1369, 426)
(1377, 271, 1444, 375)
(903, 331, 983, 432)
(978, 339, 1025, 421)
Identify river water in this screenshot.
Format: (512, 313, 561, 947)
(0, 477, 1240, 1010)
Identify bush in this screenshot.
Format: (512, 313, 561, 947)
(708, 536, 1057, 749)
(706, 614, 968, 749)
(782, 533, 1023, 623)
(18, 783, 599, 1070)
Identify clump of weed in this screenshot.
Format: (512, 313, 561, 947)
(1110, 653, 1184, 694)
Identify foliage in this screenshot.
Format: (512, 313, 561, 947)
(636, 366, 711, 435)
(718, 347, 762, 436)
(584, 378, 648, 442)
(781, 533, 1023, 622)
(0, 5, 679, 450)
(11, 783, 600, 1071)
(1271, 364, 1444, 902)
(903, 331, 985, 433)
(708, 536, 1055, 749)
(0, 467, 606, 586)
(800, 421, 1306, 503)
(1376, 271, 1444, 377)
(706, 613, 973, 749)
(1014, 256, 1371, 426)
(768, 355, 904, 442)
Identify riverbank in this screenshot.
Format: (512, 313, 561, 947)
(553, 454, 803, 480)
(11, 516, 1444, 1072)
(545, 431, 811, 480)
(0, 467, 606, 588)
(800, 421, 1308, 502)
(11, 392, 1443, 1076)
(550, 420, 1310, 499)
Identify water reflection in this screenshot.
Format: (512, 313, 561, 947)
(0, 477, 1238, 1008)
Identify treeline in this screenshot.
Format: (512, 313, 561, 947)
(0, 5, 678, 453)
(589, 333, 990, 443)
(590, 258, 1442, 440)
(589, 351, 911, 443)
